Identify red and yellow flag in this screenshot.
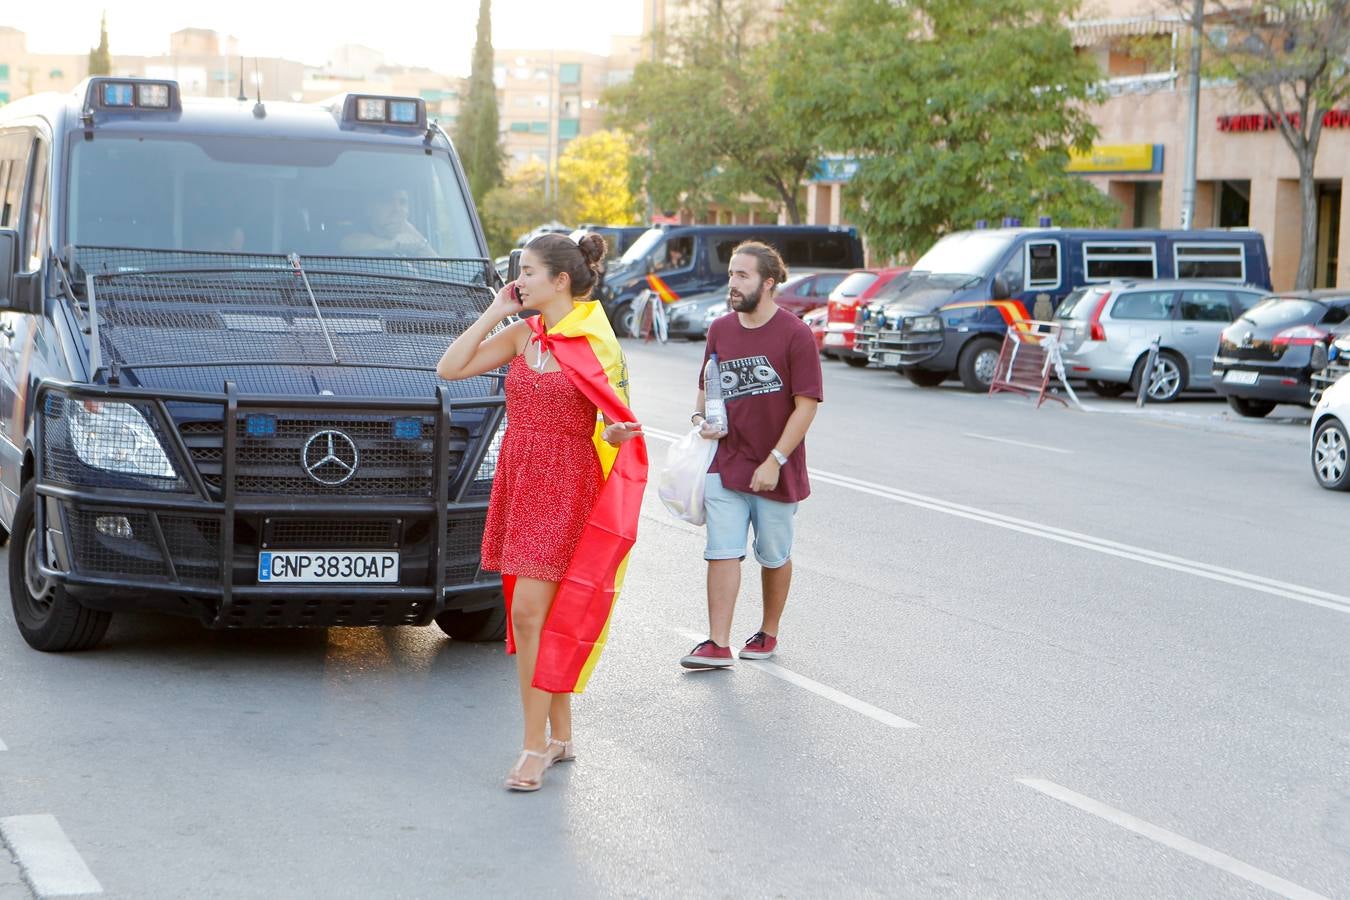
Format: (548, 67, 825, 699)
(646, 272, 679, 303)
(505, 301, 648, 693)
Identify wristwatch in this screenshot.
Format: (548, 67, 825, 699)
(769, 448, 788, 465)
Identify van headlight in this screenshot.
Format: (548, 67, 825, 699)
(67, 400, 177, 479)
(906, 315, 942, 333)
(474, 417, 506, 481)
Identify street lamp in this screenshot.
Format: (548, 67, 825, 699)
(1180, 0, 1204, 230)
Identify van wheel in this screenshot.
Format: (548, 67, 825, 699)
(903, 368, 946, 387)
(9, 484, 111, 652)
(958, 338, 1002, 392)
(612, 303, 636, 338)
(1312, 418, 1350, 490)
(1131, 350, 1185, 403)
(844, 356, 869, 368)
(1227, 396, 1276, 418)
(434, 602, 507, 642)
(1087, 379, 1129, 398)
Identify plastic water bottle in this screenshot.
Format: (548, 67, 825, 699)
(703, 354, 727, 432)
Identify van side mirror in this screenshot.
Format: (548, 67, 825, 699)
(645, 256, 656, 275)
(0, 230, 16, 307)
(991, 275, 1011, 300)
(507, 249, 522, 284)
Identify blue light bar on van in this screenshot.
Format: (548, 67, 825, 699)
(84, 77, 182, 114)
(342, 94, 427, 129)
(102, 83, 134, 107)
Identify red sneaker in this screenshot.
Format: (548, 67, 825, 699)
(739, 631, 778, 660)
(680, 639, 734, 669)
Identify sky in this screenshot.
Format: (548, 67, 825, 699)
(7, 0, 646, 76)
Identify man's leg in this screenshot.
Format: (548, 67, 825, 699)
(749, 496, 798, 640)
(682, 474, 750, 668)
(707, 558, 741, 647)
(760, 559, 792, 637)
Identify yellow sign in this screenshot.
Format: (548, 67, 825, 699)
(1067, 143, 1162, 174)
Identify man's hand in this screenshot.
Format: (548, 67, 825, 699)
(698, 420, 728, 440)
(749, 457, 780, 493)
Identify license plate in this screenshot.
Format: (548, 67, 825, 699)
(882, 353, 902, 367)
(824, 333, 846, 346)
(258, 551, 400, 583)
(1224, 369, 1260, 385)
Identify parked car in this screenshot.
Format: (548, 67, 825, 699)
(823, 267, 909, 366)
(1311, 370, 1350, 490)
(804, 306, 828, 353)
(774, 270, 850, 317)
(570, 224, 648, 262)
(667, 288, 730, 340)
(597, 224, 865, 334)
(1311, 330, 1350, 406)
(1212, 291, 1350, 417)
(1056, 280, 1269, 401)
(517, 221, 572, 246)
(858, 226, 1274, 391)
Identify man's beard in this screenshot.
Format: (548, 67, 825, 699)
(729, 280, 767, 313)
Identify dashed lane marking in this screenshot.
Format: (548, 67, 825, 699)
(1019, 779, 1329, 900)
(676, 630, 920, 729)
(0, 815, 102, 897)
(962, 432, 1072, 454)
(642, 428, 1350, 616)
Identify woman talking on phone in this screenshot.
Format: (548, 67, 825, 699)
(436, 233, 647, 792)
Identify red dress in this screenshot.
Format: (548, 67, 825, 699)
(480, 355, 604, 581)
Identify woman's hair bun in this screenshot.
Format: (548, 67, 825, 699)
(577, 232, 607, 269)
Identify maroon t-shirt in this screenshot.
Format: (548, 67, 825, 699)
(699, 308, 824, 503)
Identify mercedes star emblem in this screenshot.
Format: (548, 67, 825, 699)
(301, 430, 360, 486)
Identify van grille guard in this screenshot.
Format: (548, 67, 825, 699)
(32, 375, 507, 627)
(69, 246, 500, 384)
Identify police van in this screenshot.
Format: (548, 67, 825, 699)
(856, 227, 1272, 391)
(0, 77, 509, 651)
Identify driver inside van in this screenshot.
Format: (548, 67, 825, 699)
(340, 187, 435, 257)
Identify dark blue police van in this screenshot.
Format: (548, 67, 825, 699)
(0, 77, 509, 650)
(598, 223, 865, 333)
(856, 227, 1272, 391)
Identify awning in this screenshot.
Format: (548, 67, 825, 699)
(1069, 16, 1184, 48)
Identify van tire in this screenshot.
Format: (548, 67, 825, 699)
(9, 484, 111, 652)
(434, 602, 508, 642)
(844, 355, 869, 368)
(612, 302, 636, 338)
(957, 338, 1003, 392)
(1227, 396, 1277, 418)
(903, 368, 946, 387)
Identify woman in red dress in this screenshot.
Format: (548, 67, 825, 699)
(436, 233, 643, 791)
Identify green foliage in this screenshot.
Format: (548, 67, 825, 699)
(479, 161, 550, 258)
(558, 130, 641, 225)
(88, 13, 111, 77)
(604, 0, 818, 223)
(454, 0, 503, 204)
(776, 0, 1117, 261)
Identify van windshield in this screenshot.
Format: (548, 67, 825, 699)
(68, 135, 480, 258)
(911, 232, 1015, 277)
(620, 228, 666, 266)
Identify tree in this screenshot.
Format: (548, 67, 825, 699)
(455, 0, 503, 203)
(605, 0, 820, 223)
(1173, 0, 1350, 289)
(557, 130, 641, 225)
(479, 160, 550, 257)
(88, 12, 111, 76)
(776, 0, 1118, 261)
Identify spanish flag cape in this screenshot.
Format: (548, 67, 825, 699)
(503, 300, 649, 693)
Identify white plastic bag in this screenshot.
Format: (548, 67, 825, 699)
(658, 426, 718, 525)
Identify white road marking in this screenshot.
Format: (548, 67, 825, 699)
(0, 737, 7, 751)
(1019, 780, 1329, 900)
(642, 428, 1350, 616)
(0, 815, 103, 897)
(675, 630, 920, 729)
(962, 432, 1072, 454)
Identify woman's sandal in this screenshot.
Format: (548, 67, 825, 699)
(546, 737, 575, 766)
(504, 749, 551, 792)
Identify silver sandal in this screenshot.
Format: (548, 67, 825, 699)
(547, 737, 576, 766)
(504, 748, 550, 792)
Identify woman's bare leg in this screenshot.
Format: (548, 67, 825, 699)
(507, 576, 560, 785)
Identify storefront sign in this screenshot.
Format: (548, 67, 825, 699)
(1218, 109, 1350, 132)
(809, 156, 860, 183)
(1066, 143, 1164, 174)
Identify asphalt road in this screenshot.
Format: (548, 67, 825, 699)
(1, 336, 1346, 899)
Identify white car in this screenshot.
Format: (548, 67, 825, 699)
(1310, 371, 1350, 490)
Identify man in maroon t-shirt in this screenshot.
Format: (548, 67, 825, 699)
(680, 242, 823, 669)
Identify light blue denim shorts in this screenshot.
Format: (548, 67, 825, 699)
(703, 473, 798, 568)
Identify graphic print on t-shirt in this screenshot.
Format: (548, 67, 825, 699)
(719, 355, 784, 400)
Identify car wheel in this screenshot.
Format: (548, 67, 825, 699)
(434, 601, 507, 642)
(1087, 379, 1129, 398)
(1312, 418, 1350, 490)
(1132, 350, 1186, 403)
(957, 338, 1002, 392)
(844, 355, 869, 368)
(903, 368, 947, 387)
(1226, 395, 1276, 418)
(9, 483, 111, 652)
(612, 302, 636, 338)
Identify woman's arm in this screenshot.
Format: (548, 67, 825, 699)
(436, 283, 529, 381)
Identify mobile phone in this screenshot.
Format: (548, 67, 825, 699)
(509, 283, 521, 302)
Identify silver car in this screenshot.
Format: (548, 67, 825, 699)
(1057, 279, 1268, 401)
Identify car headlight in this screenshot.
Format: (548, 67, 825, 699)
(906, 315, 942, 333)
(475, 417, 506, 481)
(66, 400, 177, 479)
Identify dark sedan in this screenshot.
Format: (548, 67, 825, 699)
(1212, 291, 1350, 417)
